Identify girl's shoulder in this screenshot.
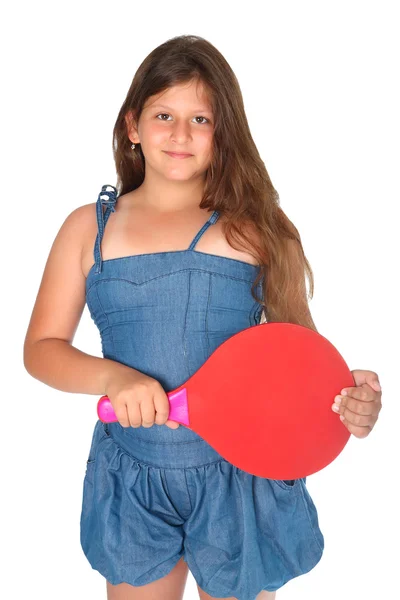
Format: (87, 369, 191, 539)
(57, 202, 100, 279)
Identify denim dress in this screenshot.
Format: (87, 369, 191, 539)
(80, 184, 324, 598)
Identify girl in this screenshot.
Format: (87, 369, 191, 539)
(23, 35, 382, 600)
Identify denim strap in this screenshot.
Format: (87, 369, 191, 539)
(93, 184, 119, 274)
(188, 210, 220, 250)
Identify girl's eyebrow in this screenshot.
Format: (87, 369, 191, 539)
(150, 104, 213, 114)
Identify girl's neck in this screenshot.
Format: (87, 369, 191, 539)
(134, 176, 206, 214)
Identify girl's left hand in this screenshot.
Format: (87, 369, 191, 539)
(332, 370, 382, 438)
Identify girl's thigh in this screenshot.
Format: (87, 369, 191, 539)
(106, 556, 189, 600)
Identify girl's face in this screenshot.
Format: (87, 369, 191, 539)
(127, 79, 214, 182)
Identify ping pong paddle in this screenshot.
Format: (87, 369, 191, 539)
(97, 322, 354, 479)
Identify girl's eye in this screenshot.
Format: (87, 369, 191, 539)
(156, 113, 209, 124)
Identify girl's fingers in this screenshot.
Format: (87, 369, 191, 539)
(139, 397, 156, 428)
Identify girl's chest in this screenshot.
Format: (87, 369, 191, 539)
(81, 203, 260, 278)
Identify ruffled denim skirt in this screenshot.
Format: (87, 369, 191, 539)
(80, 419, 324, 599)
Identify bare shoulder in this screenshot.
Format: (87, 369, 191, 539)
(57, 202, 97, 245)
(68, 201, 97, 232)
(71, 202, 100, 273)
(23, 202, 98, 350)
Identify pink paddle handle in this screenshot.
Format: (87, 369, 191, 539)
(97, 388, 190, 426)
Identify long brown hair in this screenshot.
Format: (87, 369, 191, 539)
(112, 35, 317, 332)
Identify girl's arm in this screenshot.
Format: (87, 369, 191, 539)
(23, 204, 139, 395)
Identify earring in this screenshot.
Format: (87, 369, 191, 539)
(131, 143, 136, 149)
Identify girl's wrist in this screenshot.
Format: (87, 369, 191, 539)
(101, 358, 139, 395)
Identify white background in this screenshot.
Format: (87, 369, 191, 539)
(2, 1, 398, 598)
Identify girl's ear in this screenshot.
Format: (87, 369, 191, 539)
(125, 110, 139, 141)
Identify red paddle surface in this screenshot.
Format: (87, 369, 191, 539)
(174, 323, 353, 479)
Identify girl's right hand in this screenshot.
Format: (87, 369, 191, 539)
(104, 369, 180, 429)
